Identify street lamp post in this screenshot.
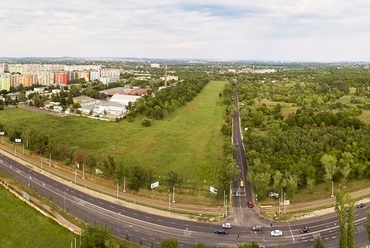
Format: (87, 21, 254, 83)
(64, 188, 69, 211)
(123, 177, 126, 193)
(168, 191, 171, 210)
(172, 186, 175, 203)
(283, 193, 286, 215)
(116, 181, 119, 198)
(117, 212, 122, 235)
(331, 180, 334, 197)
(28, 169, 32, 187)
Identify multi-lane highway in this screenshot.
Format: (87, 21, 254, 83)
(1, 145, 369, 248)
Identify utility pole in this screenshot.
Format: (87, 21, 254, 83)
(331, 180, 334, 197)
(168, 191, 171, 210)
(279, 188, 282, 215)
(172, 186, 175, 203)
(283, 192, 286, 215)
(123, 177, 126, 192)
(225, 198, 227, 216)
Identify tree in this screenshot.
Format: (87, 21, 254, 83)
(335, 191, 347, 248)
(127, 165, 149, 192)
(272, 170, 283, 193)
(238, 241, 259, 248)
(81, 225, 114, 248)
(347, 202, 355, 248)
(194, 243, 206, 248)
(313, 236, 324, 248)
(161, 239, 178, 248)
(321, 154, 338, 189)
(102, 155, 115, 177)
(338, 152, 353, 185)
(166, 171, 180, 189)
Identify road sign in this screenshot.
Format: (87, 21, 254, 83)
(151, 181, 159, 189)
(210, 186, 217, 194)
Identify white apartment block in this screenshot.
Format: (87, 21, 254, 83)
(90, 71, 101, 81)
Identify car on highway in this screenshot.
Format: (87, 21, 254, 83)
(222, 223, 232, 229)
(300, 226, 310, 233)
(214, 228, 227, 234)
(252, 225, 262, 231)
(247, 200, 254, 208)
(357, 203, 365, 209)
(271, 230, 283, 236)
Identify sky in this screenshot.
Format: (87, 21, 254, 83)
(1, 0, 370, 62)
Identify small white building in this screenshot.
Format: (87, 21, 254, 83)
(110, 93, 141, 106)
(95, 101, 126, 116)
(34, 87, 45, 93)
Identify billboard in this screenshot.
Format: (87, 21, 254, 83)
(151, 181, 159, 189)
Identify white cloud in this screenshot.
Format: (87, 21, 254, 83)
(1, 0, 370, 61)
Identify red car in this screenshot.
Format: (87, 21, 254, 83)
(247, 200, 254, 208)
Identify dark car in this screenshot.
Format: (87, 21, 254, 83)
(300, 226, 310, 233)
(214, 228, 227, 234)
(357, 203, 365, 209)
(247, 200, 254, 208)
(252, 225, 262, 231)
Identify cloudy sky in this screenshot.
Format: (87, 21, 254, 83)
(1, 0, 370, 61)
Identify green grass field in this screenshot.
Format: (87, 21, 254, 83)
(0, 81, 228, 187)
(0, 186, 77, 247)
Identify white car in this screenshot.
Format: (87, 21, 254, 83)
(271, 230, 283, 236)
(222, 223, 232, 229)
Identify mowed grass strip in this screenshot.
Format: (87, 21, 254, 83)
(0, 186, 77, 247)
(0, 81, 228, 185)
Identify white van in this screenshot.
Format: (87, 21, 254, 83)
(222, 223, 232, 229)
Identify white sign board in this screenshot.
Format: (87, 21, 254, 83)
(210, 186, 218, 194)
(151, 181, 159, 189)
(15, 138, 22, 143)
(0, 131, 4, 135)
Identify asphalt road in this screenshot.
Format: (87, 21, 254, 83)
(1, 149, 370, 247)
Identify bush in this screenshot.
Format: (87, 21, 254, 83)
(141, 118, 152, 127)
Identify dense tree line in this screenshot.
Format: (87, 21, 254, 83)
(236, 66, 370, 199)
(130, 77, 209, 120)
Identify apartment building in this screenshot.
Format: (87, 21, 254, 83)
(78, 71, 90, 82)
(0, 75, 10, 91)
(90, 71, 100, 81)
(54, 72, 68, 84)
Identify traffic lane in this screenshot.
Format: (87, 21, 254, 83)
(0, 153, 232, 234)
